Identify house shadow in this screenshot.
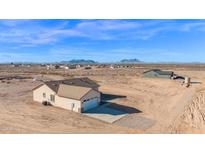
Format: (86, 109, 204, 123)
(191, 81, 202, 84)
(85, 102, 142, 116)
(108, 103, 142, 114)
(101, 93, 127, 101)
(85, 93, 142, 116)
(174, 76, 185, 80)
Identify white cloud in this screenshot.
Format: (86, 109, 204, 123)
(180, 21, 205, 31)
(76, 20, 142, 30)
(0, 19, 32, 27)
(0, 20, 205, 47)
(0, 20, 148, 46)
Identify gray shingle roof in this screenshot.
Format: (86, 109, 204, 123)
(44, 77, 99, 93)
(57, 84, 92, 100)
(144, 69, 174, 75)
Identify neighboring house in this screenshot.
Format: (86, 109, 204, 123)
(33, 77, 101, 113)
(76, 64, 83, 68)
(110, 65, 114, 69)
(68, 65, 77, 69)
(84, 66, 92, 69)
(11, 64, 20, 67)
(143, 69, 174, 79)
(46, 65, 53, 70)
(54, 65, 60, 69)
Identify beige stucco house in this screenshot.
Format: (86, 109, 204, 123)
(33, 77, 101, 113)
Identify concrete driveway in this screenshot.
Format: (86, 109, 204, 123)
(84, 104, 128, 123)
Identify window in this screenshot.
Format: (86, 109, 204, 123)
(50, 95, 55, 102)
(83, 99, 90, 102)
(43, 93, 46, 98)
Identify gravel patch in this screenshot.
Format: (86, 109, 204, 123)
(114, 114, 156, 130)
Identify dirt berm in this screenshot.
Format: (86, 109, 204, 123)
(169, 88, 205, 133)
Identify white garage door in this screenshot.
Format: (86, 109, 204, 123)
(83, 98, 98, 112)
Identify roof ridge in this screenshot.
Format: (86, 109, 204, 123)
(43, 77, 99, 93)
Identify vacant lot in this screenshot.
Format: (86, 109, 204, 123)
(0, 64, 205, 133)
(0, 78, 139, 133)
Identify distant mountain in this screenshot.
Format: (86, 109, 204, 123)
(61, 59, 98, 64)
(120, 58, 142, 63)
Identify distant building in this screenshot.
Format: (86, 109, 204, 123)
(40, 64, 46, 67)
(64, 66, 69, 70)
(46, 64, 54, 70)
(110, 65, 114, 69)
(97, 64, 107, 68)
(54, 65, 60, 69)
(46, 65, 50, 70)
(33, 77, 101, 113)
(68, 65, 77, 69)
(114, 65, 120, 68)
(143, 69, 174, 79)
(84, 66, 92, 70)
(11, 64, 20, 67)
(76, 64, 83, 68)
(59, 65, 69, 70)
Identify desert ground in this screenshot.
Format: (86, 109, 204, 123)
(1, 64, 205, 133)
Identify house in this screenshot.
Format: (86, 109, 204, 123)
(84, 66, 92, 70)
(76, 64, 83, 68)
(46, 64, 53, 70)
(11, 64, 20, 67)
(110, 65, 114, 69)
(64, 66, 69, 70)
(54, 65, 60, 69)
(33, 77, 101, 113)
(59, 65, 69, 70)
(143, 69, 174, 79)
(68, 65, 77, 69)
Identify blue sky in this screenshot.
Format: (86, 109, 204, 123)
(0, 19, 205, 63)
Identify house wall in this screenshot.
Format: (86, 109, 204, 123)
(55, 95, 81, 112)
(81, 90, 101, 102)
(33, 84, 81, 113)
(157, 74, 171, 79)
(143, 71, 171, 79)
(33, 84, 56, 103)
(143, 71, 158, 78)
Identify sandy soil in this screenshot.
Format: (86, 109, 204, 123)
(0, 64, 205, 133)
(0, 78, 138, 134)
